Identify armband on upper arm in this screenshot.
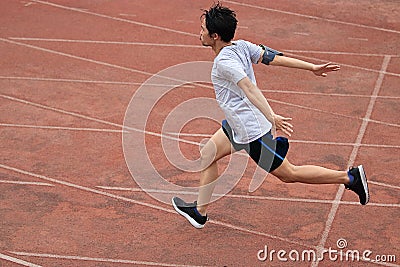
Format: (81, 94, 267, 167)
(259, 44, 283, 65)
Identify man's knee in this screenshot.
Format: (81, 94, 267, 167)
(272, 160, 297, 183)
(199, 144, 217, 169)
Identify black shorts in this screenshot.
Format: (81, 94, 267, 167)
(222, 120, 289, 173)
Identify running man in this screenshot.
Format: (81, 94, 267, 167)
(172, 3, 369, 229)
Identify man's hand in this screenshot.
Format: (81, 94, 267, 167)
(272, 114, 293, 137)
(312, 62, 340, 77)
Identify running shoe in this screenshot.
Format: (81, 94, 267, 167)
(172, 197, 207, 229)
(345, 165, 369, 205)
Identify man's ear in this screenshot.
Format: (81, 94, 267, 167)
(211, 33, 219, 40)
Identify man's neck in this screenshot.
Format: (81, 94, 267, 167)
(213, 41, 232, 56)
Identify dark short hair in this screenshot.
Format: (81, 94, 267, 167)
(202, 2, 237, 42)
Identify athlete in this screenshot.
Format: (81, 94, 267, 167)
(172, 3, 369, 229)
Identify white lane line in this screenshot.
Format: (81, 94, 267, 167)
(3, 76, 399, 99)
(31, 0, 198, 37)
(291, 140, 400, 149)
(2, 75, 400, 117)
(0, 123, 128, 133)
(10, 38, 399, 57)
(348, 37, 369, 41)
(293, 32, 310, 36)
(164, 132, 213, 138)
(366, 118, 400, 128)
(1, 92, 399, 155)
(370, 181, 400, 190)
(1, 92, 399, 154)
(269, 98, 400, 129)
(313, 55, 391, 267)
(224, 0, 400, 34)
(0, 75, 138, 85)
(0, 163, 314, 249)
(208, 219, 318, 248)
(0, 37, 154, 77)
(349, 56, 392, 161)
(0, 38, 210, 91)
(9, 251, 202, 267)
(0, 252, 42, 267)
(0, 76, 195, 88)
(268, 98, 357, 120)
(96, 186, 400, 207)
(0, 94, 123, 129)
(176, 19, 194, 23)
(6, 37, 400, 76)
(363, 143, 400, 149)
(290, 140, 400, 149)
(165, 132, 400, 149)
(8, 37, 205, 48)
(24, 2, 34, 7)
(262, 89, 400, 100)
(119, 13, 136, 17)
(0, 163, 173, 213)
(0, 94, 204, 147)
(0, 180, 54, 187)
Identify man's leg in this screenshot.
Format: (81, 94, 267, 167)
(196, 128, 235, 215)
(271, 158, 369, 205)
(172, 128, 234, 228)
(271, 158, 349, 184)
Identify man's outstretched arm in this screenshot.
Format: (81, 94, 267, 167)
(270, 55, 340, 77)
(258, 48, 340, 77)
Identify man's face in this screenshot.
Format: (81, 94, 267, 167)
(200, 18, 213, 46)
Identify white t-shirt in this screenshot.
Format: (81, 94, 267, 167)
(211, 40, 272, 144)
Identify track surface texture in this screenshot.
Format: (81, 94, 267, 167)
(0, 1, 399, 266)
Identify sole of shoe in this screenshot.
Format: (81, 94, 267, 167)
(358, 165, 370, 205)
(171, 197, 205, 229)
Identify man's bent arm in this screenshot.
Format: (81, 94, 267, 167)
(237, 77, 275, 124)
(237, 77, 293, 136)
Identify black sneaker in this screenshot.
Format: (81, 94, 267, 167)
(345, 165, 369, 205)
(172, 197, 207, 229)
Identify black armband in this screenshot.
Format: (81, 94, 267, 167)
(259, 44, 283, 65)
